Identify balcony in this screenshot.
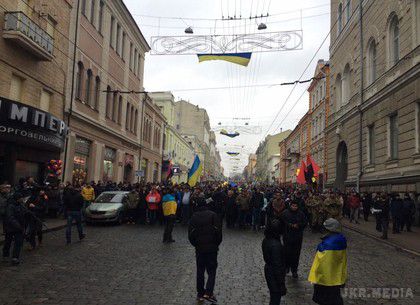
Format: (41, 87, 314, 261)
(3, 11, 53, 61)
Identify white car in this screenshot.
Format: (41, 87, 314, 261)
(85, 191, 129, 225)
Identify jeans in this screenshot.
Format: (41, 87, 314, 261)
(163, 215, 175, 242)
(2, 231, 23, 259)
(66, 211, 84, 243)
(196, 252, 218, 296)
(284, 241, 302, 273)
(181, 205, 190, 225)
(27, 218, 42, 249)
(252, 208, 261, 229)
(269, 292, 282, 305)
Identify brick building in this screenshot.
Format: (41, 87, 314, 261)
(0, 0, 72, 183)
(63, 0, 150, 184)
(326, 0, 420, 192)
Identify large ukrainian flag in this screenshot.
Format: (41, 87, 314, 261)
(188, 155, 203, 187)
(197, 52, 252, 67)
(308, 233, 348, 286)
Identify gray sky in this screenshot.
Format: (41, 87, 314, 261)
(124, 0, 331, 177)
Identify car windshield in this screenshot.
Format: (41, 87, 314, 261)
(95, 193, 126, 203)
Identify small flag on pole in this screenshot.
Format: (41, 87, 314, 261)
(188, 155, 203, 187)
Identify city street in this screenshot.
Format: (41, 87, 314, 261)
(1, 225, 419, 305)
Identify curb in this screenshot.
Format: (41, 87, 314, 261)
(0, 222, 67, 246)
(343, 223, 420, 258)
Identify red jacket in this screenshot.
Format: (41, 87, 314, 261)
(146, 191, 161, 210)
(348, 195, 361, 209)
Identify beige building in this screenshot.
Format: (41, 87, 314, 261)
(0, 0, 71, 183)
(326, 0, 420, 192)
(149, 91, 194, 183)
(255, 130, 291, 183)
(63, 0, 150, 184)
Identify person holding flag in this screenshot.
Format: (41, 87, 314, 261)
(188, 155, 203, 187)
(308, 218, 347, 305)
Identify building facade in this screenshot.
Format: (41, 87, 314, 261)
(326, 0, 420, 192)
(255, 130, 291, 183)
(150, 91, 194, 183)
(63, 0, 150, 184)
(0, 0, 72, 184)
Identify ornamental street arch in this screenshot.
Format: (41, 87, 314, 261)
(335, 141, 348, 191)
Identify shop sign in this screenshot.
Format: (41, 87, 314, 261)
(0, 97, 68, 150)
(135, 170, 144, 177)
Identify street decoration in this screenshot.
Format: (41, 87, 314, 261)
(296, 155, 320, 185)
(197, 52, 252, 67)
(150, 30, 303, 55)
(220, 129, 240, 138)
(188, 155, 203, 187)
(47, 159, 63, 178)
(226, 152, 240, 156)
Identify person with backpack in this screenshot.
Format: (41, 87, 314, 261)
(188, 195, 223, 304)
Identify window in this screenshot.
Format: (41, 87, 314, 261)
(112, 93, 118, 122)
(125, 103, 130, 130)
(134, 49, 138, 75)
(130, 107, 135, 132)
(116, 24, 121, 55)
(138, 54, 142, 77)
(367, 39, 377, 85)
(338, 3, 343, 34)
(122, 32, 126, 60)
(98, 1, 104, 33)
(94, 76, 100, 109)
(90, 0, 95, 24)
(81, 0, 87, 16)
(389, 114, 398, 159)
(389, 15, 400, 66)
(342, 64, 350, 105)
(75, 62, 84, 100)
(106, 85, 111, 118)
(118, 96, 123, 124)
(335, 74, 342, 110)
(367, 125, 375, 164)
(134, 110, 138, 134)
(40, 89, 51, 112)
(85, 69, 93, 105)
(110, 16, 115, 49)
(129, 43, 133, 70)
(416, 102, 420, 153)
(345, 0, 351, 23)
(10, 74, 23, 101)
(46, 16, 56, 40)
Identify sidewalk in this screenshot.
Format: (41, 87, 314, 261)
(342, 217, 420, 256)
(0, 218, 67, 245)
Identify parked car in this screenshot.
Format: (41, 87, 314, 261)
(85, 191, 129, 225)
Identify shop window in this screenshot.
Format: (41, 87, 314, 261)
(40, 89, 52, 112)
(10, 74, 24, 101)
(73, 137, 91, 185)
(103, 147, 116, 182)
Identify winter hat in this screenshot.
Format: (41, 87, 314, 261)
(323, 218, 342, 233)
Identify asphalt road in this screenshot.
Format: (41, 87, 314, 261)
(1, 223, 419, 305)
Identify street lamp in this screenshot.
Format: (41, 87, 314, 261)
(185, 27, 193, 34)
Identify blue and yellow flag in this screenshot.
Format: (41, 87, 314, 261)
(308, 233, 348, 286)
(197, 52, 252, 67)
(162, 194, 177, 216)
(188, 155, 203, 187)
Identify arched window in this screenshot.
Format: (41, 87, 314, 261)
(125, 103, 130, 130)
(94, 76, 100, 109)
(90, 0, 95, 24)
(389, 14, 400, 66)
(112, 92, 118, 122)
(342, 64, 351, 105)
(338, 3, 343, 34)
(367, 39, 377, 85)
(130, 107, 135, 132)
(85, 69, 93, 105)
(335, 74, 342, 110)
(345, 0, 351, 23)
(75, 62, 84, 100)
(118, 96, 123, 124)
(105, 85, 111, 118)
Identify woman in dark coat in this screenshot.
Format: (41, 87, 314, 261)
(262, 219, 287, 305)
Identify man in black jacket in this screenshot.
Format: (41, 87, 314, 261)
(188, 195, 222, 304)
(281, 201, 307, 278)
(2, 192, 26, 265)
(64, 186, 85, 244)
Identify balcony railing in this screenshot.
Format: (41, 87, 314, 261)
(3, 11, 54, 61)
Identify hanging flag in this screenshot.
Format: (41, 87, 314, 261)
(188, 155, 203, 187)
(308, 233, 348, 286)
(296, 161, 306, 184)
(307, 155, 320, 175)
(197, 52, 252, 67)
(220, 129, 240, 138)
(226, 152, 240, 156)
(305, 155, 320, 184)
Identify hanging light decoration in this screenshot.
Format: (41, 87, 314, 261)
(185, 26, 194, 34)
(258, 23, 267, 30)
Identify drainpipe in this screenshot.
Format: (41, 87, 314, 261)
(62, 0, 81, 180)
(139, 92, 147, 181)
(357, 0, 364, 192)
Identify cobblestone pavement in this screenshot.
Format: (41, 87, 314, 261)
(0, 223, 419, 305)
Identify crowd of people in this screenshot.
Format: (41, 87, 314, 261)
(1, 176, 419, 305)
